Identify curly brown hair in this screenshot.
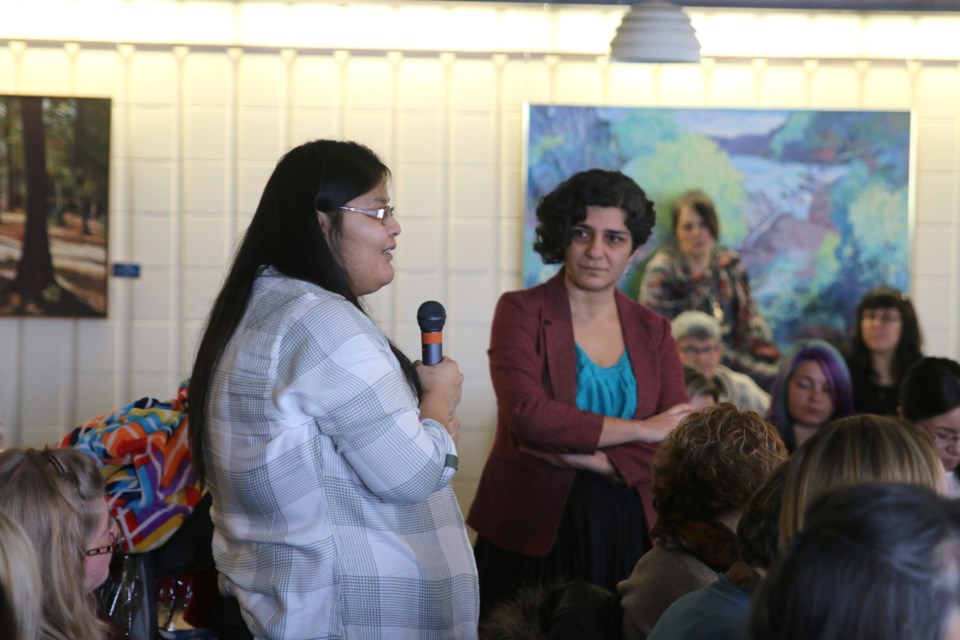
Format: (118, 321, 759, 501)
(653, 403, 787, 528)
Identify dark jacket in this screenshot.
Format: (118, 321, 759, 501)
(467, 270, 688, 556)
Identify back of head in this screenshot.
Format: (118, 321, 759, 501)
(849, 285, 923, 379)
(766, 338, 854, 450)
(0, 508, 41, 640)
(779, 415, 943, 548)
(0, 447, 109, 640)
(752, 482, 960, 640)
(901, 357, 960, 422)
(737, 462, 788, 569)
(533, 169, 656, 263)
(653, 403, 787, 528)
(671, 310, 722, 344)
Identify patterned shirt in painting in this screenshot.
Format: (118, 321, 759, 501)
(640, 246, 781, 390)
(204, 267, 479, 640)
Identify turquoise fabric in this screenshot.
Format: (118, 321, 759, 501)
(574, 344, 637, 419)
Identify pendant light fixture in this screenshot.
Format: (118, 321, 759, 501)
(610, 0, 701, 63)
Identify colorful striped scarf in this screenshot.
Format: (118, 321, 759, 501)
(62, 382, 202, 552)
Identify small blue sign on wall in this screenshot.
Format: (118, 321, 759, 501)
(112, 263, 141, 278)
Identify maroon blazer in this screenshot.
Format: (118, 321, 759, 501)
(467, 270, 688, 557)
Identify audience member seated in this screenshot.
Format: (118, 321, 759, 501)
(682, 366, 720, 410)
(765, 339, 854, 452)
(617, 403, 786, 640)
(900, 357, 960, 498)
(779, 415, 943, 548)
(0, 448, 120, 640)
(672, 311, 770, 413)
(470, 169, 691, 615)
(751, 483, 960, 640)
(480, 580, 622, 640)
(639, 190, 780, 389)
(843, 285, 923, 415)
(648, 461, 787, 640)
(0, 507, 42, 640)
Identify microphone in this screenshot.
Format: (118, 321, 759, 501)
(417, 301, 446, 366)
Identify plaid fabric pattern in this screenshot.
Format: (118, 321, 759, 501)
(640, 246, 781, 387)
(205, 268, 478, 640)
(62, 382, 202, 552)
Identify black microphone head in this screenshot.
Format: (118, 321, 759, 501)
(417, 300, 446, 332)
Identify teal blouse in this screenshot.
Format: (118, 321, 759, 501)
(574, 343, 638, 419)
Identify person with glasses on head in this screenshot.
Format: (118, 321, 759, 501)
(900, 357, 960, 498)
(0, 447, 119, 640)
(843, 285, 924, 416)
(672, 311, 770, 414)
(188, 140, 477, 640)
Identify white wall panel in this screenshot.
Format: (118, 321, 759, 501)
(129, 161, 174, 213)
(657, 64, 706, 106)
(183, 161, 229, 214)
(862, 63, 912, 109)
(19, 47, 70, 94)
(917, 122, 960, 173)
(130, 215, 175, 267)
(75, 49, 118, 96)
(393, 218, 444, 270)
(915, 226, 955, 276)
(708, 61, 756, 106)
(395, 164, 444, 217)
(758, 63, 807, 107)
(809, 62, 860, 107)
(550, 60, 604, 105)
(397, 113, 444, 165)
(917, 174, 959, 225)
(605, 63, 657, 105)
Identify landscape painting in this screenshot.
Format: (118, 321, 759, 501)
(524, 105, 911, 348)
(0, 95, 110, 317)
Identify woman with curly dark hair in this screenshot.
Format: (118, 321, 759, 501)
(469, 169, 693, 615)
(843, 285, 924, 415)
(617, 403, 787, 640)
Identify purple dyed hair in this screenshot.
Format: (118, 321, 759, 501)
(765, 339, 855, 451)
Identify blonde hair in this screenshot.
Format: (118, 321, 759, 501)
(779, 415, 943, 549)
(0, 508, 42, 640)
(0, 448, 110, 640)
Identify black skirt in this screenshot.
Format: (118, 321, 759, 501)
(475, 470, 651, 615)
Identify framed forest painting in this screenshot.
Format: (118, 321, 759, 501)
(523, 105, 912, 348)
(0, 95, 110, 317)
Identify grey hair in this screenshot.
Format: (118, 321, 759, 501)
(671, 310, 722, 343)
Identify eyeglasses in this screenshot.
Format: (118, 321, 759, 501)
(680, 344, 719, 356)
(86, 516, 123, 557)
(862, 310, 902, 324)
(337, 205, 396, 224)
(934, 431, 960, 447)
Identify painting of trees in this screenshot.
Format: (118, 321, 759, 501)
(0, 95, 110, 317)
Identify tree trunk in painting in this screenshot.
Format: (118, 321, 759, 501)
(11, 96, 56, 302)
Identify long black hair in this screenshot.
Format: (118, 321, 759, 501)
(751, 482, 960, 640)
(847, 285, 923, 384)
(188, 140, 420, 486)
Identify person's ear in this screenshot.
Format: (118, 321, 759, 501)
(317, 210, 332, 239)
